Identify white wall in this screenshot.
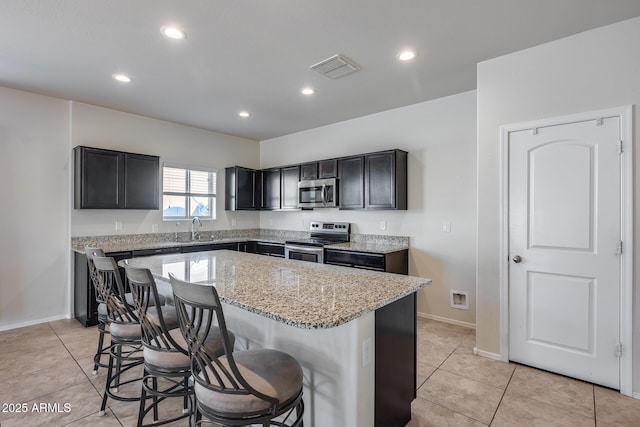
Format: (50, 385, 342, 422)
(0, 87, 71, 330)
(260, 91, 477, 325)
(70, 102, 260, 237)
(477, 17, 640, 389)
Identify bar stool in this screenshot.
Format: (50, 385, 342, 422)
(86, 247, 168, 375)
(92, 256, 145, 416)
(169, 274, 304, 427)
(85, 246, 109, 375)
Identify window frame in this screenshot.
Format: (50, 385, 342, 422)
(162, 163, 217, 220)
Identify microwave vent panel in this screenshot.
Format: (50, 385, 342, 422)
(310, 54, 360, 79)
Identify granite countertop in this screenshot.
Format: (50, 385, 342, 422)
(120, 250, 430, 329)
(72, 236, 288, 254)
(325, 241, 409, 254)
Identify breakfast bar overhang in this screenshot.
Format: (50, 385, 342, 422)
(121, 250, 431, 427)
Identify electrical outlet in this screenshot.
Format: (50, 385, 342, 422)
(115, 220, 123, 231)
(442, 221, 451, 233)
(151, 224, 158, 233)
(362, 338, 372, 368)
(379, 221, 386, 230)
(231, 218, 237, 226)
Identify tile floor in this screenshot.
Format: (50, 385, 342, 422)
(1, 317, 639, 426)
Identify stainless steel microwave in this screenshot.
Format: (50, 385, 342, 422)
(298, 178, 338, 208)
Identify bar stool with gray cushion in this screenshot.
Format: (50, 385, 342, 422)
(124, 266, 234, 427)
(169, 274, 304, 427)
(86, 247, 167, 375)
(85, 246, 109, 374)
(93, 256, 145, 416)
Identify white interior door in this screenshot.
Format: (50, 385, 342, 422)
(508, 116, 621, 389)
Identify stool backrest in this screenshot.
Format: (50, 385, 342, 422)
(85, 246, 106, 302)
(124, 264, 186, 354)
(93, 256, 138, 324)
(169, 274, 278, 410)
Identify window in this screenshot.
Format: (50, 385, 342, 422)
(162, 165, 216, 219)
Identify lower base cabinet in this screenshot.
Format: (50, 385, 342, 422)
(74, 250, 132, 327)
(324, 248, 408, 274)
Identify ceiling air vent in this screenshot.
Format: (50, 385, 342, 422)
(310, 54, 360, 79)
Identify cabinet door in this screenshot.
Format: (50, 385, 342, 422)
(124, 153, 159, 209)
(281, 165, 300, 210)
(261, 168, 281, 210)
(318, 159, 338, 178)
(76, 147, 124, 208)
(365, 151, 396, 209)
(227, 167, 259, 210)
(338, 156, 364, 209)
(300, 162, 318, 180)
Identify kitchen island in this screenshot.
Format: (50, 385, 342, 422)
(121, 250, 430, 427)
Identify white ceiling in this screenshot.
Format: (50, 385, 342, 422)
(2, 1, 640, 141)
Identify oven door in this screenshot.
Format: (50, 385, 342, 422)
(298, 179, 337, 208)
(284, 244, 324, 263)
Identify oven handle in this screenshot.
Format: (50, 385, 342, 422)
(321, 183, 326, 206)
(285, 244, 324, 253)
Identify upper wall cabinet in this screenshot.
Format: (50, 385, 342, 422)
(281, 165, 300, 210)
(260, 168, 281, 210)
(74, 146, 159, 209)
(225, 166, 261, 211)
(339, 149, 407, 210)
(364, 150, 407, 210)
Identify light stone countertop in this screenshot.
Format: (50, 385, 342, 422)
(119, 250, 430, 329)
(72, 236, 288, 254)
(325, 242, 409, 254)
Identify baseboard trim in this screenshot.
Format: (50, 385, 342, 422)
(474, 349, 503, 361)
(632, 391, 640, 400)
(417, 312, 476, 329)
(0, 314, 69, 332)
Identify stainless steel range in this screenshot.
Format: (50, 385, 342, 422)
(284, 221, 350, 263)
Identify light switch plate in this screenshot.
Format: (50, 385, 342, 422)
(379, 221, 386, 230)
(115, 220, 123, 231)
(442, 221, 451, 233)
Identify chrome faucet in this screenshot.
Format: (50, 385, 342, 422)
(191, 217, 202, 240)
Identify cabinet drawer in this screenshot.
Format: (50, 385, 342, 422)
(256, 242, 285, 257)
(325, 249, 385, 270)
(132, 247, 181, 257)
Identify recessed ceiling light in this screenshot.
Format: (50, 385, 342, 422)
(161, 26, 186, 40)
(301, 87, 315, 95)
(397, 50, 417, 61)
(238, 111, 250, 118)
(112, 74, 132, 83)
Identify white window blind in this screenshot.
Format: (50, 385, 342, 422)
(162, 165, 216, 219)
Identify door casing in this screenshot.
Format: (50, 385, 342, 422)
(498, 106, 633, 396)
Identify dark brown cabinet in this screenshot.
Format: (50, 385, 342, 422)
(74, 250, 132, 327)
(300, 162, 318, 180)
(74, 146, 159, 209)
(318, 159, 338, 178)
(225, 166, 261, 210)
(338, 155, 365, 209)
(281, 165, 300, 210)
(261, 168, 281, 210)
(324, 248, 408, 274)
(365, 150, 407, 210)
(338, 150, 407, 210)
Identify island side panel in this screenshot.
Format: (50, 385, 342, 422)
(375, 292, 417, 427)
(222, 304, 376, 427)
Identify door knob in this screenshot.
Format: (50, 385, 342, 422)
(512, 255, 522, 263)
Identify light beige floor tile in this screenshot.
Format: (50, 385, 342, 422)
(594, 386, 640, 426)
(407, 397, 488, 426)
(0, 322, 53, 344)
(417, 336, 457, 367)
(0, 342, 74, 381)
(491, 392, 595, 427)
(63, 409, 122, 426)
(0, 331, 63, 355)
(417, 369, 503, 424)
(506, 365, 594, 418)
(0, 359, 89, 403)
(0, 380, 103, 427)
(48, 318, 88, 334)
(440, 351, 515, 389)
(416, 362, 437, 390)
